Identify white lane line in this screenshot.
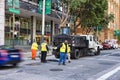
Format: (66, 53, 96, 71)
(96, 66, 120, 80)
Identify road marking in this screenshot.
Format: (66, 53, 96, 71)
(96, 66, 120, 80)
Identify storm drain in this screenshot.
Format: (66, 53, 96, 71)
(50, 68, 63, 71)
(26, 62, 40, 66)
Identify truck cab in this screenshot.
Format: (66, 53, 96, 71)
(80, 35, 100, 55)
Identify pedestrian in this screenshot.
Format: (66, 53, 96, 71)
(40, 39, 49, 63)
(31, 40, 38, 60)
(57, 40, 69, 65)
(67, 45, 71, 63)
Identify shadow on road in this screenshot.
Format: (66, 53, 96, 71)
(0, 66, 18, 70)
(47, 59, 58, 62)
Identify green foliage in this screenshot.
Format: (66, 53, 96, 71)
(69, 0, 112, 30)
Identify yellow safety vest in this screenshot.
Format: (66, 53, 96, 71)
(41, 43, 47, 51)
(67, 46, 71, 53)
(60, 43, 69, 53)
(31, 42, 38, 50)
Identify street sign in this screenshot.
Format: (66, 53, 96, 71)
(39, 0, 51, 14)
(45, 0, 51, 14)
(13, 0, 20, 8)
(9, 8, 20, 14)
(114, 30, 120, 36)
(7, 0, 20, 8)
(39, 0, 43, 14)
(7, 0, 13, 6)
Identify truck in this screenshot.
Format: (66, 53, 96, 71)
(52, 34, 100, 59)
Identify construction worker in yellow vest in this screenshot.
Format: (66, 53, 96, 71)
(40, 40, 49, 63)
(57, 40, 69, 65)
(67, 45, 71, 63)
(31, 40, 38, 60)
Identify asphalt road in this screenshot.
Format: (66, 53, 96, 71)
(0, 49, 120, 80)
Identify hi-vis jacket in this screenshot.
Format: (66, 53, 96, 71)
(67, 46, 71, 53)
(31, 42, 38, 50)
(60, 43, 69, 53)
(41, 43, 48, 51)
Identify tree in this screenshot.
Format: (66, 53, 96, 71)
(70, 0, 112, 34)
(53, 0, 70, 29)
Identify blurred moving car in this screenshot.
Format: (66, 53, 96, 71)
(102, 42, 111, 49)
(0, 45, 23, 66)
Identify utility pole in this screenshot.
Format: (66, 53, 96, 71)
(12, 0, 15, 48)
(41, 0, 46, 43)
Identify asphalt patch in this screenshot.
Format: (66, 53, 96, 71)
(50, 68, 63, 71)
(109, 53, 120, 57)
(26, 62, 41, 66)
(99, 62, 116, 65)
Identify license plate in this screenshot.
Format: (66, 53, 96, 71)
(11, 55, 19, 58)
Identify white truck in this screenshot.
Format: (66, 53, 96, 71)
(52, 34, 100, 59)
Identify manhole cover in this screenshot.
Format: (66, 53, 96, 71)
(50, 68, 63, 71)
(26, 63, 40, 66)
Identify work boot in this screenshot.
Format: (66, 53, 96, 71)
(62, 62, 66, 65)
(68, 61, 71, 63)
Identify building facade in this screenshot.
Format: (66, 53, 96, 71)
(99, 0, 120, 42)
(4, 0, 60, 45)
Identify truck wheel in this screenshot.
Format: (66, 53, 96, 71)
(74, 49, 80, 59)
(96, 47, 100, 55)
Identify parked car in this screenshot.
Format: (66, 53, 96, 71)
(102, 42, 111, 49)
(105, 39, 118, 49)
(0, 45, 23, 66)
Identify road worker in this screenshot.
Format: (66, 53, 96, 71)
(31, 40, 38, 60)
(67, 45, 71, 63)
(57, 40, 69, 65)
(40, 40, 49, 63)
